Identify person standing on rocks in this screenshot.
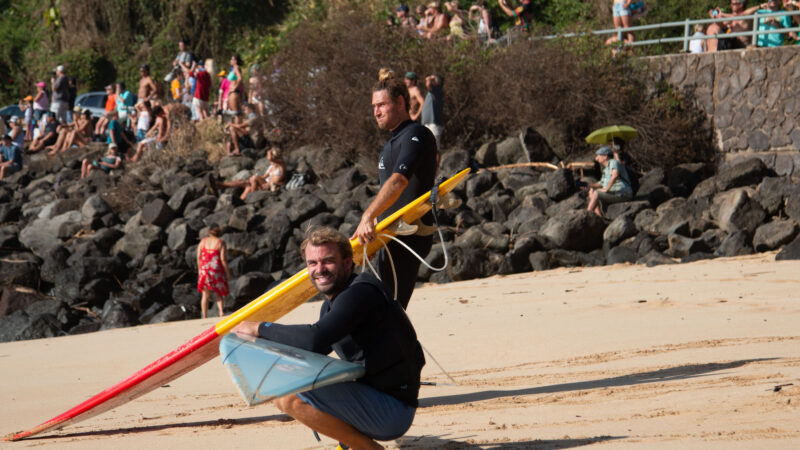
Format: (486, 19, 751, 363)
(403, 72, 425, 122)
(353, 77, 437, 310)
(420, 73, 444, 151)
(196, 224, 230, 319)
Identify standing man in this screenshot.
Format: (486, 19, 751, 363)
(420, 73, 444, 151)
(403, 72, 425, 122)
(138, 65, 159, 103)
(50, 65, 69, 124)
(192, 66, 211, 120)
(233, 227, 425, 449)
(354, 77, 437, 309)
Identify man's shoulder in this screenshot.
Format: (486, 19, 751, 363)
(347, 272, 389, 298)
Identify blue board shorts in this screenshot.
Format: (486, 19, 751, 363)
(297, 381, 416, 441)
(613, 1, 631, 17)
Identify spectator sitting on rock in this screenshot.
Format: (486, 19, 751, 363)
(707, 0, 753, 51)
(208, 147, 286, 200)
(225, 102, 258, 157)
(81, 142, 122, 179)
(61, 110, 93, 152)
(404, 72, 425, 122)
(585, 146, 633, 217)
(45, 106, 88, 156)
(94, 85, 116, 139)
(8, 116, 25, 151)
(28, 113, 59, 153)
(105, 109, 133, 157)
(0, 135, 22, 181)
(421, 2, 450, 38)
(130, 106, 168, 162)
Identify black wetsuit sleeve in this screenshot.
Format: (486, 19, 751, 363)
(257, 283, 376, 354)
(392, 128, 427, 179)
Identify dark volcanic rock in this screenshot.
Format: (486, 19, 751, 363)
(605, 245, 637, 265)
(232, 272, 274, 300)
(100, 300, 139, 330)
(0, 252, 40, 288)
(539, 209, 605, 252)
(544, 169, 575, 202)
(714, 231, 754, 257)
(711, 189, 766, 234)
(81, 194, 113, 219)
(466, 170, 496, 198)
(603, 215, 637, 247)
(776, 234, 800, 260)
(439, 149, 471, 177)
(149, 305, 186, 324)
(637, 250, 676, 267)
(0, 286, 45, 317)
(752, 220, 798, 252)
(668, 163, 710, 197)
(716, 158, 771, 192)
(141, 198, 176, 228)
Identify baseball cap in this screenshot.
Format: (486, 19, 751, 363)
(8, 116, 19, 123)
(23, 95, 33, 101)
(396, 4, 409, 13)
(217, 70, 227, 77)
(108, 142, 118, 149)
(73, 105, 82, 112)
(36, 82, 46, 88)
(55, 65, 65, 72)
(595, 146, 613, 156)
(405, 71, 417, 80)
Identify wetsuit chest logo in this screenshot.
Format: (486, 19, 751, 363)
(378, 156, 385, 170)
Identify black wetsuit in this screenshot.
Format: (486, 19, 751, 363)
(376, 119, 437, 309)
(257, 272, 425, 406)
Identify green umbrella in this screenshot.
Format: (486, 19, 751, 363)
(585, 125, 638, 145)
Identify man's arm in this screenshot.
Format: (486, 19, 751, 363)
(352, 172, 408, 244)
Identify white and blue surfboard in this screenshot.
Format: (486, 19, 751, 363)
(220, 333, 365, 406)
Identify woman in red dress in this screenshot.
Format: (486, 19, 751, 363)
(196, 224, 230, 318)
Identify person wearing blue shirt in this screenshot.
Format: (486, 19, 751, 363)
(584, 146, 633, 217)
(746, 0, 796, 47)
(0, 135, 23, 181)
(115, 82, 135, 123)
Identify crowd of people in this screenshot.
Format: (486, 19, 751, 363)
(0, 40, 275, 183)
(607, 0, 800, 53)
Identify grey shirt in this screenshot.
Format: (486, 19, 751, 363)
(53, 75, 68, 103)
(420, 85, 444, 126)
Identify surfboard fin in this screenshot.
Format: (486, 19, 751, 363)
(436, 192, 462, 210)
(389, 220, 418, 236)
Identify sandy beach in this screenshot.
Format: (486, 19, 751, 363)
(2, 252, 799, 449)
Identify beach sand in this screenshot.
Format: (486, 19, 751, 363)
(2, 252, 799, 449)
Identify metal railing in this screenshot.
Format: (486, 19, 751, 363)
(539, 10, 800, 52)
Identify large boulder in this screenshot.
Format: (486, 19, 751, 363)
(19, 210, 84, 256)
(714, 231, 753, 257)
(752, 220, 798, 252)
(111, 224, 164, 261)
(668, 163, 710, 198)
(538, 209, 605, 252)
(81, 195, 113, 219)
(141, 198, 176, 228)
(0, 253, 40, 288)
(776, 234, 800, 260)
(544, 169, 575, 202)
(232, 272, 274, 300)
(603, 215, 637, 247)
(711, 188, 766, 234)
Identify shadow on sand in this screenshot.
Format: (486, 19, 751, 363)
(420, 358, 776, 408)
(396, 433, 625, 448)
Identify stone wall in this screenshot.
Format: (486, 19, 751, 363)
(647, 46, 800, 172)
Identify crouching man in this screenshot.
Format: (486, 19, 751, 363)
(232, 227, 425, 449)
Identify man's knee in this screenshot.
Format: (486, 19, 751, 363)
(274, 394, 303, 415)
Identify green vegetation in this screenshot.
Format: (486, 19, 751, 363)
(0, 1, 719, 169)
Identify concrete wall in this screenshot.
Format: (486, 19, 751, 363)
(647, 46, 800, 173)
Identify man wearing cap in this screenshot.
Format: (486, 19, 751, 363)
(395, 4, 418, 29)
(8, 116, 25, 150)
(115, 82, 134, 123)
(0, 134, 23, 181)
(403, 72, 425, 122)
(50, 65, 69, 124)
(138, 65, 159, 104)
(585, 146, 633, 217)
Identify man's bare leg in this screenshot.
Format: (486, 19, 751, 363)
(275, 394, 383, 450)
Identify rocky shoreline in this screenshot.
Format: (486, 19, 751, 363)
(2, 129, 799, 342)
